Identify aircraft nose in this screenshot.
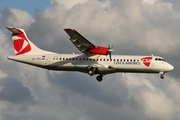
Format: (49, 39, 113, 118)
(168, 64, 174, 71)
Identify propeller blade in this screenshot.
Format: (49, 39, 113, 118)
(108, 41, 110, 49)
(111, 45, 114, 49)
(107, 41, 114, 60)
(109, 52, 112, 60)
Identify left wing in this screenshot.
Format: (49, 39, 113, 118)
(64, 28, 95, 54)
(64, 28, 113, 58)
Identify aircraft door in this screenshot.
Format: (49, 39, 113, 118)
(150, 59, 154, 67)
(45, 57, 50, 65)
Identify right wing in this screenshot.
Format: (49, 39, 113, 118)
(64, 28, 95, 54)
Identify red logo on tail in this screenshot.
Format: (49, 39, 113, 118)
(13, 33, 31, 55)
(141, 56, 152, 67)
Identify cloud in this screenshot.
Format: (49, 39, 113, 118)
(143, 0, 157, 4)
(0, 0, 180, 120)
(50, 0, 89, 9)
(0, 7, 34, 29)
(0, 77, 36, 105)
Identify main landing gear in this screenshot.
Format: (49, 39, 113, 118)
(88, 67, 103, 82)
(96, 75, 103, 82)
(88, 69, 94, 76)
(88, 67, 96, 76)
(159, 72, 164, 79)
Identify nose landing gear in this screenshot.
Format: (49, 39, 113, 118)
(159, 72, 164, 79)
(160, 75, 164, 79)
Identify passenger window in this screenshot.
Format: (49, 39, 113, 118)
(69, 58, 71, 60)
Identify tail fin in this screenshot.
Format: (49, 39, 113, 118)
(6, 26, 55, 55)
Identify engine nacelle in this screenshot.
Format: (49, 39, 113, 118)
(88, 46, 108, 55)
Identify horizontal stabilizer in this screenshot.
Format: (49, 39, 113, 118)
(6, 26, 22, 34)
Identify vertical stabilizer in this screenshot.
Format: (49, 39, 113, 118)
(6, 26, 55, 55)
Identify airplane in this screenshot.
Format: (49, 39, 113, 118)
(6, 26, 174, 82)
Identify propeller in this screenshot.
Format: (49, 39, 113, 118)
(107, 41, 114, 60)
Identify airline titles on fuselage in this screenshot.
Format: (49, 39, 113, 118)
(114, 61, 141, 65)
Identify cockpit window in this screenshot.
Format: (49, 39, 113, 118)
(155, 58, 165, 61)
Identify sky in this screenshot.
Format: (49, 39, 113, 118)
(1, 0, 180, 120)
(0, 0, 50, 15)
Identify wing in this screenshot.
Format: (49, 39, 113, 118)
(64, 28, 95, 54)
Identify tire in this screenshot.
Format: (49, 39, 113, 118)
(160, 75, 164, 79)
(96, 76, 103, 82)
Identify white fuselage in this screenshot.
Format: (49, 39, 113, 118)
(8, 54, 174, 75)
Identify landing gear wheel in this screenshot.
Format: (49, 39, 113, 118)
(96, 75, 103, 82)
(88, 70, 94, 76)
(160, 75, 164, 79)
(159, 72, 165, 79)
